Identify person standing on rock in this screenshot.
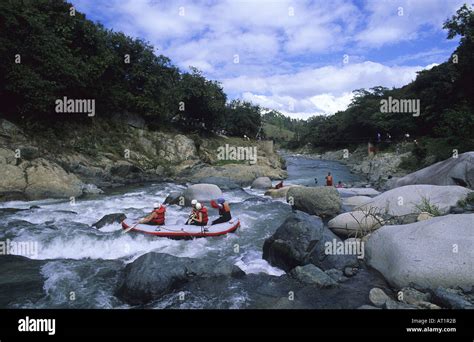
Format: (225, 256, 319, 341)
(210, 197, 232, 225)
(139, 203, 166, 225)
(325, 172, 333, 186)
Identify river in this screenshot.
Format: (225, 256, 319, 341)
(0, 155, 362, 308)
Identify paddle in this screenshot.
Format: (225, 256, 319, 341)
(122, 221, 140, 234)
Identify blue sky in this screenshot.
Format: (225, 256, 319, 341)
(71, 0, 464, 118)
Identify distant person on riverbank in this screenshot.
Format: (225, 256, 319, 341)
(325, 172, 333, 186)
(139, 203, 166, 225)
(336, 181, 345, 188)
(314, 178, 318, 185)
(274, 180, 284, 189)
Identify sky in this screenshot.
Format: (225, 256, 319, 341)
(71, 0, 465, 119)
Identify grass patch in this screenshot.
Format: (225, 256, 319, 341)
(414, 196, 442, 216)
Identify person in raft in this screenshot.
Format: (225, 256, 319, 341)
(210, 197, 232, 225)
(188, 202, 209, 226)
(325, 172, 333, 186)
(139, 203, 166, 225)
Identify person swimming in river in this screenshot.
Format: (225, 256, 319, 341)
(325, 172, 333, 186)
(138, 202, 166, 225)
(210, 197, 232, 225)
(336, 181, 345, 188)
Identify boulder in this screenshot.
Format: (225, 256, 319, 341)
(365, 214, 474, 289)
(262, 211, 358, 272)
(265, 185, 302, 198)
(399, 287, 431, 305)
(0, 164, 27, 201)
(290, 264, 338, 287)
(23, 158, 84, 200)
(164, 191, 184, 205)
(109, 161, 142, 178)
(196, 176, 240, 190)
(337, 188, 381, 197)
(391, 152, 474, 189)
(81, 183, 104, 195)
(358, 184, 472, 217)
(417, 212, 434, 221)
(17, 146, 40, 160)
(116, 252, 244, 304)
(342, 196, 372, 207)
(183, 183, 222, 205)
(328, 211, 384, 237)
(431, 287, 474, 309)
(286, 186, 342, 218)
(251, 176, 272, 190)
(92, 213, 126, 229)
(369, 287, 390, 307)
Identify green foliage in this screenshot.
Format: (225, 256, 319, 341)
(414, 197, 442, 217)
(223, 100, 262, 137)
(0, 0, 260, 138)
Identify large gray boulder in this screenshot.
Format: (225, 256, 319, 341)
(357, 184, 472, 216)
(116, 252, 244, 304)
(342, 196, 372, 207)
(197, 176, 240, 190)
(183, 183, 222, 205)
(92, 213, 126, 229)
(365, 214, 474, 289)
(251, 176, 272, 190)
(265, 185, 302, 198)
(286, 186, 342, 218)
(262, 211, 358, 272)
(337, 188, 380, 197)
(328, 211, 384, 237)
(391, 152, 474, 189)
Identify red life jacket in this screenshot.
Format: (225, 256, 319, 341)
(150, 206, 166, 225)
(198, 207, 208, 225)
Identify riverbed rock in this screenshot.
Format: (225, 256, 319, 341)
(286, 186, 342, 218)
(342, 196, 372, 207)
(358, 184, 472, 217)
(328, 211, 384, 237)
(369, 287, 390, 307)
(92, 213, 126, 229)
(196, 176, 240, 190)
(399, 287, 431, 305)
(164, 191, 184, 205)
(290, 264, 338, 288)
(431, 287, 474, 309)
(262, 211, 358, 272)
(265, 185, 301, 198)
(417, 212, 434, 221)
(116, 252, 244, 304)
(0, 164, 28, 201)
(391, 152, 474, 189)
(251, 176, 272, 190)
(23, 158, 84, 200)
(365, 214, 474, 289)
(183, 183, 222, 205)
(337, 188, 381, 197)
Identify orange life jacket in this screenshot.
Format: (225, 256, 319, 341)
(198, 207, 208, 224)
(150, 206, 166, 225)
(326, 175, 333, 186)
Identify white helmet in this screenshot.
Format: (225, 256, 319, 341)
(195, 202, 202, 210)
(153, 202, 161, 208)
(191, 199, 198, 206)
